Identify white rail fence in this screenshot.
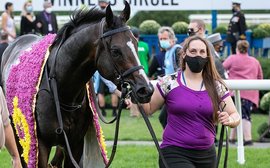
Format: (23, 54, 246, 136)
(224, 79, 270, 164)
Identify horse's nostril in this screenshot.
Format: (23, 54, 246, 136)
(136, 85, 153, 98)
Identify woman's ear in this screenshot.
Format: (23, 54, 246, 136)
(182, 52, 186, 59)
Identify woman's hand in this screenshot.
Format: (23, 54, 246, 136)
(217, 111, 234, 127)
(12, 156, 22, 168)
(124, 98, 132, 109)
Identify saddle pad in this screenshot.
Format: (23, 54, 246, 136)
(6, 34, 56, 167)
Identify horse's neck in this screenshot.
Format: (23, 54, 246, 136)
(51, 23, 100, 102)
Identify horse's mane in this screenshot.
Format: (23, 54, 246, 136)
(52, 7, 106, 46)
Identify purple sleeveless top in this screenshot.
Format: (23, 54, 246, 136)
(157, 71, 229, 150)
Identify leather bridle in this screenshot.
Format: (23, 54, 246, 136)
(97, 19, 170, 168)
(98, 18, 143, 85)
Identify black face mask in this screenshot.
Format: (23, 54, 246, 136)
(187, 28, 199, 36)
(100, 6, 106, 10)
(185, 55, 208, 73)
(232, 8, 237, 13)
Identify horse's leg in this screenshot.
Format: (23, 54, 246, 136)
(50, 146, 64, 168)
(63, 139, 84, 168)
(38, 139, 51, 168)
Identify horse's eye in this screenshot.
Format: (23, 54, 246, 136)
(111, 49, 122, 57)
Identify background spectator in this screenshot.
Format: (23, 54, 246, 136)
(157, 26, 182, 128)
(226, 0, 247, 54)
(158, 26, 181, 75)
(0, 87, 22, 168)
(36, 1, 58, 35)
(223, 40, 263, 146)
(1, 2, 16, 43)
(207, 33, 228, 79)
(148, 47, 166, 79)
(93, 71, 120, 117)
(98, 0, 109, 10)
(20, 1, 37, 35)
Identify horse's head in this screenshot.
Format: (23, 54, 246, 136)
(96, 1, 153, 103)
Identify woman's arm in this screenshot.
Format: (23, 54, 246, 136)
(1, 13, 8, 32)
(4, 124, 22, 168)
(1, 13, 16, 39)
(141, 86, 164, 115)
(218, 96, 240, 128)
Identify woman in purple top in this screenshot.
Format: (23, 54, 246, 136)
(143, 36, 240, 168)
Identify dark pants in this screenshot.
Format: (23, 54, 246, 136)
(230, 41, 237, 54)
(241, 98, 254, 121)
(159, 145, 216, 168)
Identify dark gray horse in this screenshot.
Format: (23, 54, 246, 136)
(1, 2, 153, 167)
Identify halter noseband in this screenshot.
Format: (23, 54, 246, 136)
(98, 18, 143, 84)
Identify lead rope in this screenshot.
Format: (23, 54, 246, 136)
(136, 103, 170, 168)
(105, 84, 129, 168)
(131, 89, 169, 168)
(216, 103, 228, 168)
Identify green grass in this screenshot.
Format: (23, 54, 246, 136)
(0, 111, 268, 167)
(108, 146, 270, 168)
(1, 145, 270, 168)
(100, 109, 163, 141)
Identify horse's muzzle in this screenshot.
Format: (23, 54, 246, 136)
(132, 82, 154, 103)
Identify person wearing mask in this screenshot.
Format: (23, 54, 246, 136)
(1, 2, 16, 43)
(98, 0, 109, 10)
(148, 28, 171, 79)
(36, 1, 58, 35)
(20, 1, 37, 35)
(223, 40, 263, 146)
(159, 26, 182, 75)
(0, 87, 22, 168)
(188, 19, 227, 79)
(142, 35, 240, 168)
(207, 33, 228, 79)
(157, 26, 182, 128)
(226, 0, 247, 54)
(208, 33, 225, 56)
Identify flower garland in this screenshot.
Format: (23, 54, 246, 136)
(12, 96, 31, 163)
(6, 34, 56, 168)
(86, 83, 108, 164)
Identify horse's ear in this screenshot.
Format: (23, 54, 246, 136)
(106, 4, 114, 28)
(120, 1, 130, 22)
